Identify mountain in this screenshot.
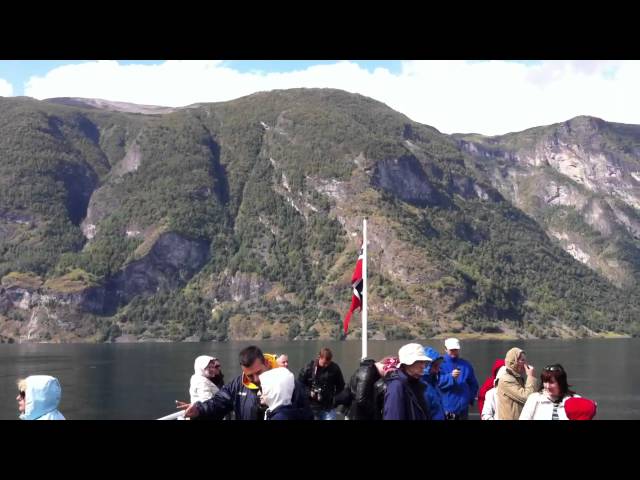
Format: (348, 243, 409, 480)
(455, 116, 640, 288)
(44, 97, 179, 115)
(1, 90, 638, 343)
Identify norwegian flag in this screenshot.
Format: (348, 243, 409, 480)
(343, 250, 364, 334)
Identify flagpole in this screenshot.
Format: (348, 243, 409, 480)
(362, 218, 367, 360)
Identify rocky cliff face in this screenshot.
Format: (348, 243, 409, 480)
(0, 276, 106, 342)
(204, 270, 273, 304)
(0, 232, 208, 341)
(373, 155, 449, 208)
(457, 116, 640, 288)
(2, 94, 639, 343)
(107, 232, 209, 308)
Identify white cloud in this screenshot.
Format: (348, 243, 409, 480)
(23, 60, 640, 136)
(0, 78, 13, 96)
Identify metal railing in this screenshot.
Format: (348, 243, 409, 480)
(157, 411, 186, 420)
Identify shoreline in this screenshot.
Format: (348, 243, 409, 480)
(1, 332, 633, 345)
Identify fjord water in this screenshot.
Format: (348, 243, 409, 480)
(1, 339, 637, 420)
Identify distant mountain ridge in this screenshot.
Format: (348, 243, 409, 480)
(44, 97, 179, 115)
(1, 90, 638, 343)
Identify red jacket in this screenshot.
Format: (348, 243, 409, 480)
(477, 359, 505, 415)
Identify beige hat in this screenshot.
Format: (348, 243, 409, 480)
(398, 343, 431, 366)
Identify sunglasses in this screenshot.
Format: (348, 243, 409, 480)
(18, 391, 25, 398)
(544, 365, 563, 372)
(209, 363, 221, 369)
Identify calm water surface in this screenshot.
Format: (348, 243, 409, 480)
(1, 339, 637, 419)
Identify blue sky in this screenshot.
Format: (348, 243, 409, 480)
(0, 60, 633, 135)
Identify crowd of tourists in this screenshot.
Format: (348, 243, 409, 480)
(14, 337, 597, 420)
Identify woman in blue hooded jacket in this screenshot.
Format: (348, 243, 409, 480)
(421, 347, 446, 420)
(17, 375, 65, 420)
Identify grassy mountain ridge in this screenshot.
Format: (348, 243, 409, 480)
(1, 91, 639, 342)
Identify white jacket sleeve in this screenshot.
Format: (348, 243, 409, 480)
(519, 393, 538, 420)
(481, 389, 496, 420)
(189, 375, 201, 403)
(203, 381, 219, 401)
(190, 376, 219, 403)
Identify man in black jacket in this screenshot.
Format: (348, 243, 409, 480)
(181, 346, 311, 420)
(346, 356, 400, 420)
(298, 347, 345, 420)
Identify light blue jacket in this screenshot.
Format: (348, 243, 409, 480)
(20, 375, 66, 420)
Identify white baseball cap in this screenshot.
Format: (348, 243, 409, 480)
(398, 343, 431, 366)
(445, 338, 461, 350)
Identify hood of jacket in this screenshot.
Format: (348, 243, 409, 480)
(423, 347, 443, 377)
(491, 358, 506, 378)
(260, 367, 295, 413)
(20, 375, 62, 420)
(505, 347, 524, 378)
(194, 355, 215, 376)
(479, 358, 507, 405)
(494, 365, 507, 387)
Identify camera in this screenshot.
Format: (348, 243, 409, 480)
(310, 386, 323, 402)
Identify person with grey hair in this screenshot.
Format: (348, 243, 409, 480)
(276, 354, 289, 368)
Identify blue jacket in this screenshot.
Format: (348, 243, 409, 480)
(383, 369, 430, 420)
(421, 347, 445, 420)
(266, 404, 314, 420)
(20, 375, 65, 420)
(197, 372, 311, 420)
(438, 353, 479, 416)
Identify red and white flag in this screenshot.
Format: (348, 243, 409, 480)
(343, 250, 363, 334)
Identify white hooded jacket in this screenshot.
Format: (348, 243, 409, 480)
(20, 375, 65, 420)
(259, 367, 294, 418)
(189, 355, 220, 403)
(482, 366, 506, 420)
